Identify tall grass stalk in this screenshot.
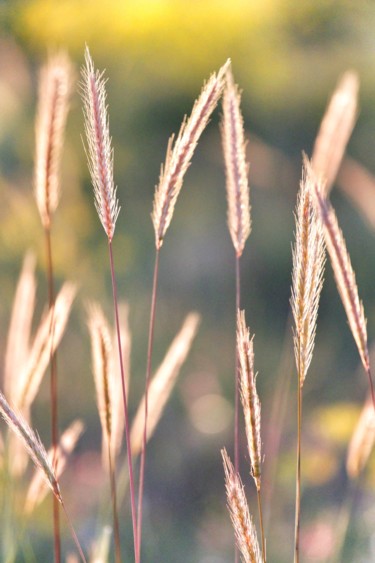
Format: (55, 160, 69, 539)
(237, 310, 266, 562)
(34, 52, 73, 563)
(291, 160, 325, 562)
(136, 58, 229, 559)
(80, 47, 138, 561)
(221, 67, 251, 490)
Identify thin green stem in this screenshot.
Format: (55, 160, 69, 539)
(108, 239, 139, 562)
(256, 487, 267, 563)
(294, 379, 302, 563)
(45, 226, 61, 563)
(137, 247, 160, 561)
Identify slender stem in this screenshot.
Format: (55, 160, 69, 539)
(294, 379, 302, 563)
(256, 487, 266, 563)
(366, 367, 375, 412)
(61, 501, 87, 563)
(107, 443, 121, 563)
(108, 239, 139, 562)
(234, 253, 240, 471)
(234, 253, 241, 563)
(45, 226, 61, 563)
(137, 247, 160, 561)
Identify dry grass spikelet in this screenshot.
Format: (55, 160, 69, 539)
(17, 282, 77, 411)
(222, 448, 261, 563)
(131, 312, 200, 457)
(0, 391, 61, 502)
(307, 157, 370, 377)
(81, 47, 120, 241)
(221, 67, 251, 256)
(25, 419, 84, 514)
(152, 59, 230, 249)
(312, 71, 359, 194)
(237, 310, 262, 489)
(291, 159, 325, 386)
(34, 52, 74, 229)
(346, 398, 375, 479)
(4, 252, 36, 403)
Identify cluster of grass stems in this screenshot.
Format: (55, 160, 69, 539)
(0, 47, 374, 563)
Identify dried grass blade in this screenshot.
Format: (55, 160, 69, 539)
(222, 448, 261, 563)
(0, 391, 61, 502)
(237, 310, 262, 490)
(221, 67, 251, 257)
(17, 282, 77, 411)
(312, 71, 359, 194)
(131, 312, 200, 457)
(346, 398, 375, 479)
(307, 158, 369, 374)
(25, 420, 84, 514)
(152, 60, 230, 249)
(34, 52, 73, 229)
(4, 252, 36, 403)
(80, 47, 119, 241)
(291, 161, 325, 386)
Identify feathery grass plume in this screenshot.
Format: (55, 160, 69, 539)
(4, 252, 36, 404)
(34, 52, 73, 230)
(0, 391, 61, 502)
(17, 282, 77, 411)
(152, 59, 230, 249)
(346, 398, 375, 479)
(307, 156, 375, 405)
(237, 310, 262, 489)
(25, 420, 84, 514)
(221, 67, 251, 257)
(81, 47, 119, 241)
(222, 448, 261, 563)
(312, 71, 359, 195)
(291, 161, 325, 387)
(131, 312, 200, 457)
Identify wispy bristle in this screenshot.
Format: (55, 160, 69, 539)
(291, 159, 325, 386)
(4, 252, 36, 403)
(312, 71, 359, 194)
(152, 60, 230, 249)
(0, 391, 61, 502)
(25, 419, 84, 513)
(221, 448, 261, 563)
(131, 313, 200, 457)
(237, 310, 262, 490)
(307, 157, 369, 374)
(221, 68, 251, 256)
(34, 52, 73, 229)
(346, 398, 375, 479)
(81, 47, 120, 241)
(17, 282, 77, 411)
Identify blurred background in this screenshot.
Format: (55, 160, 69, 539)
(1, 0, 375, 561)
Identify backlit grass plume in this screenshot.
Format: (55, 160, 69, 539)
(222, 448, 261, 563)
(307, 157, 375, 408)
(81, 47, 119, 241)
(347, 397, 375, 479)
(152, 58, 230, 249)
(312, 71, 359, 195)
(34, 52, 73, 230)
(291, 158, 325, 563)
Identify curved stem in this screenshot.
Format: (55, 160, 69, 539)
(61, 501, 87, 563)
(137, 248, 160, 561)
(108, 240, 139, 562)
